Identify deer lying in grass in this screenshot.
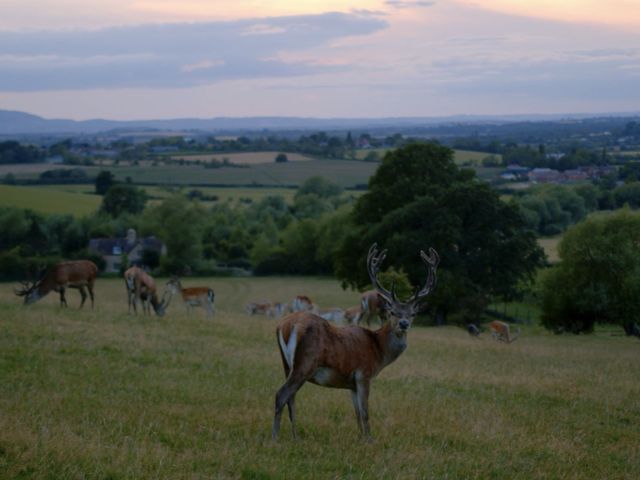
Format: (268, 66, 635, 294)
(272, 243, 439, 441)
(15, 260, 97, 308)
(124, 267, 169, 316)
(166, 277, 215, 318)
(489, 320, 520, 343)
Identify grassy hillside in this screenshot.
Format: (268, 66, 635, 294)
(0, 184, 101, 217)
(1, 277, 638, 479)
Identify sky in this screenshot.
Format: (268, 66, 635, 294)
(0, 0, 638, 120)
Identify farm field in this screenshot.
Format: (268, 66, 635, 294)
(0, 184, 101, 217)
(354, 148, 499, 166)
(171, 152, 314, 164)
(3, 160, 378, 188)
(453, 149, 499, 165)
(1, 277, 638, 479)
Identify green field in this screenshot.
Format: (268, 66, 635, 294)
(538, 236, 562, 263)
(354, 149, 500, 167)
(4, 160, 378, 188)
(0, 184, 101, 217)
(1, 277, 638, 479)
(172, 152, 314, 165)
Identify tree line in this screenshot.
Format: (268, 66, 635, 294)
(3, 142, 639, 335)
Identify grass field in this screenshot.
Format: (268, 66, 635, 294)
(172, 152, 314, 165)
(1, 277, 638, 479)
(0, 184, 101, 217)
(538, 236, 562, 263)
(4, 160, 378, 188)
(453, 150, 500, 166)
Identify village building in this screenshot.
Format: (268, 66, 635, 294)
(88, 228, 166, 273)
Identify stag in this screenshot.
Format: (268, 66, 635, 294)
(124, 267, 169, 316)
(15, 260, 97, 308)
(272, 243, 439, 441)
(166, 277, 215, 318)
(489, 320, 520, 343)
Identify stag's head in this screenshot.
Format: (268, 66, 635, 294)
(154, 288, 174, 317)
(366, 243, 439, 336)
(14, 266, 47, 305)
(14, 280, 38, 304)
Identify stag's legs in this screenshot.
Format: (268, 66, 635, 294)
(287, 395, 298, 439)
(59, 287, 67, 307)
(351, 390, 363, 434)
(88, 283, 95, 309)
(78, 285, 87, 308)
(272, 377, 305, 440)
(355, 374, 372, 441)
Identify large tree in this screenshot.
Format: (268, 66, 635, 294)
(101, 184, 147, 218)
(540, 208, 640, 335)
(335, 143, 543, 323)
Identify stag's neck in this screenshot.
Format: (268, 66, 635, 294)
(37, 275, 56, 295)
(373, 323, 408, 370)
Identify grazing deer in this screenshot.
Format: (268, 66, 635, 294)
(467, 323, 481, 337)
(124, 267, 169, 317)
(269, 302, 290, 318)
(489, 320, 520, 343)
(246, 301, 272, 316)
(359, 290, 386, 327)
(291, 295, 313, 312)
(166, 277, 215, 318)
(272, 243, 439, 441)
(317, 308, 345, 325)
(15, 260, 97, 308)
(344, 306, 362, 325)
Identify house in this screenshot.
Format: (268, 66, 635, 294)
(88, 228, 166, 273)
(503, 164, 531, 181)
(563, 169, 589, 182)
(528, 168, 562, 183)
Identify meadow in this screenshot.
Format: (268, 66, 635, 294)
(0, 185, 101, 217)
(1, 277, 638, 479)
(171, 152, 314, 165)
(2, 160, 378, 189)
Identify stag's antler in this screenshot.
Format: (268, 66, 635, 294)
(409, 247, 440, 305)
(14, 280, 34, 297)
(366, 243, 394, 303)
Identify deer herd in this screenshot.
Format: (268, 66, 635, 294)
(13, 242, 525, 442)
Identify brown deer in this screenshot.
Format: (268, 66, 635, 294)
(166, 277, 215, 318)
(15, 260, 97, 308)
(291, 295, 313, 312)
(124, 267, 169, 316)
(272, 243, 439, 441)
(359, 290, 386, 327)
(344, 306, 362, 325)
(246, 301, 272, 316)
(489, 320, 520, 343)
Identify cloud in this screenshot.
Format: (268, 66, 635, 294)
(385, 1, 435, 9)
(0, 12, 387, 91)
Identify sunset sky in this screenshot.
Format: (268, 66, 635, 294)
(0, 0, 638, 120)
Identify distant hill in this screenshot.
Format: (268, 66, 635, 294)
(1, 108, 639, 137)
